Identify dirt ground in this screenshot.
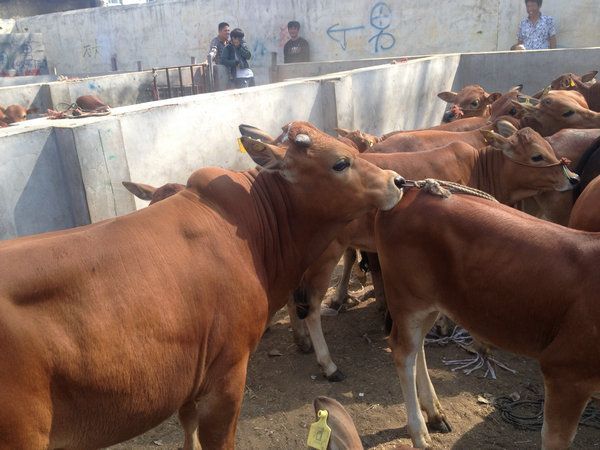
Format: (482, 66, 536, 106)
(111, 265, 600, 450)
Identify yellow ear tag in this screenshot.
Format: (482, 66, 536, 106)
(307, 409, 331, 450)
(569, 79, 576, 87)
(237, 138, 247, 153)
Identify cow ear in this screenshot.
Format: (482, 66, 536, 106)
(510, 84, 524, 93)
(496, 119, 518, 137)
(238, 124, 277, 145)
(581, 71, 598, 83)
(481, 130, 510, 150)
(240, 137, 285, 170)
(437, 91, 457, 103)
(122, 181, 157, 201)
(486, 92, 502, 104)
(334, 127, 351, 137)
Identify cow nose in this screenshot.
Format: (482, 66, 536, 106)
(394, 176, 406, 189)
(442, 111, 455, 123)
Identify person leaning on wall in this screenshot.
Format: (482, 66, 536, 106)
(515, 0, 557, 50)
(207, 22, 230, 64)
(221, 28, 255, 89)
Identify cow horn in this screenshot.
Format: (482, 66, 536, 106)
(294, 133, 311, 147)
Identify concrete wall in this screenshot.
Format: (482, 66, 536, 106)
(0, 126, 89, 238)
(0, 0, 96, 18)
(0, 70, 156, 113)
(0, 32, 48, 76)
(2, 48, 600, 240)
(454, 48, 600, 95)
(11, 0, 600, 85)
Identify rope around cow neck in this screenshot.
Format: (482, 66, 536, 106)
(400, 178, 499, 203)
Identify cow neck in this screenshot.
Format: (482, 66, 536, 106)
(245, 170, 358, 313)
(470, 146, 512, 204)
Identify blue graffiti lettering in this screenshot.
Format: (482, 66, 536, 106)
(369, 2, 396, 53)
(326, 23, 365, 51)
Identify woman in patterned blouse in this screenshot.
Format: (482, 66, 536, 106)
(517, 0, 557, 50)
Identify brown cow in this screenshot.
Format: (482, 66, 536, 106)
(337, 86, 524, 146)
(524, 129, 600, 224)
(438, 84, 502, 122)
(0, 122, 403, 449)
(546, 71, 599, 112)
(2, 104, 37, 124)
(518, 90, 600, 136)
(569, 174, 600, 230)
(291, 127, 579, 379)
(375, 188, 600, 449)
(368, 117, 521, 154)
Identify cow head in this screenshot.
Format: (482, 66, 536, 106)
(515, 91, 599, 136)
(2, 104, 37, 124)
(488, 85, 524, 122)
(550, 71, 598, 90)
(335, 128, 380, 152)
(438, 84, 502, 122)
(240, 121, 404, 217)
(482, 125, 579, 193)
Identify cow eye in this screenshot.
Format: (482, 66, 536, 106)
(509, 107, 517, 116)
(471, 100, 479, 107)
(562, 110, 575, 118)
(531, 154, 544, 162)
(332, 159, 350, 172)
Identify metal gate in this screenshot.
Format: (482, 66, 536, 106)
(151, 63, 211, 100)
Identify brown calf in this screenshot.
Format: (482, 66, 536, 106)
(291, 127, 579, 380)
(438, 84, 502, 122)
(1, 104, 37, 124)
(519, 90, 600, 136)
(375, 189, 600, 449)
(547, 70, 600, 112)
(0, 122, 403, 449)
(524, 129, 600, 224)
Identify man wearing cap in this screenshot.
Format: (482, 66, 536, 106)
(284, 21, 310, 63)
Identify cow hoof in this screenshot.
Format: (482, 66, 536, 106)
(428, 416, 452, 433)
(295, 339, 314, 354)
(326, 369, 346, 382)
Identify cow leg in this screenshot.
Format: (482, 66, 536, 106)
(415, 312, 451, 433)
(365, 252, 387, 311)
(541, 377, 590, 450)
(330, 247, 357, 309)
(304, 290, 343, 381)
(178, 401, 201, 450)
(196, 358, 249, 450)
(287, 296, 312, 353)
(389, 312, 433, 449)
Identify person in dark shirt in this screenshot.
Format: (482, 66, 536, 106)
(207, 22, 230, 64)
(284, 21, 310, 64)
(221, 28, 255, 89)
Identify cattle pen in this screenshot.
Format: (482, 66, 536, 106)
(2, 47, 600, 449)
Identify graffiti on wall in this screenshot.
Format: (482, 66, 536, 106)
(326, 1, 396, 53)
(82, 39, 101, 58)
(0, 33, 48, 76)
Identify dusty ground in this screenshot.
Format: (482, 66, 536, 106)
(112, 266, 600, 450)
